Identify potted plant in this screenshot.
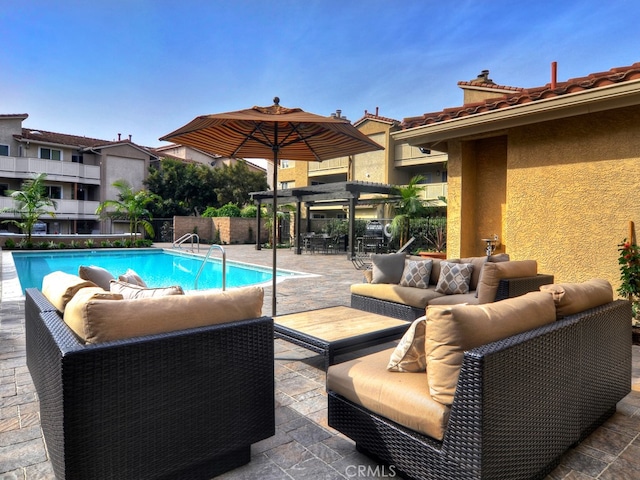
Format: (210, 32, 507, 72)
(618, 239, 640, 343)
(418, 223, 447, 259)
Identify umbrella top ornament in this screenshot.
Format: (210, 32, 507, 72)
(160, 98, 384, 315)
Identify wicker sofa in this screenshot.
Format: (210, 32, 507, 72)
(328, 280, 631, 480)
(25, 281, 275, 480)
(351, 254, 554, 320)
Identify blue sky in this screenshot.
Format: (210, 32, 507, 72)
(2, 1, 639, 149)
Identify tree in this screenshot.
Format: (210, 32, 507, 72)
(390, 175, 429, 246)
(96, 180, 160, 239)
(212, 160, 269, 207)
(0, 173, 57, 244)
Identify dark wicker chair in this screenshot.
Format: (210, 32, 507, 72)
(25, 288, 275, 480)
(328, 299, 631, 480)
(351, 274, 555, 321)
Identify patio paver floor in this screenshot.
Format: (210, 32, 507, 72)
(2, 244, 640, 479)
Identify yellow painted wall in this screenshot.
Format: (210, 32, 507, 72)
(450, 105, 640, 295)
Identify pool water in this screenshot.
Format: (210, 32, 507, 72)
(11, 249, 293, 293)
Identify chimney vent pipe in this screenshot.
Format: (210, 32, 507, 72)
(118, 133, 121, 141)
(551, 61, 557, 89)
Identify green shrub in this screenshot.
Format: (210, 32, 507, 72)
(135, 239, 153, 247)
(240, 205, 258, 218)
(100, 240, 113, 248)
(84, 239, 95, 248)
(4, 238, 15, 249)
(36, 241, 49, 250)
(202, 206, 218, 217)
(113, 240, 123, 247)
(215, 203, 241, 217)
(69, 240, 81, 249)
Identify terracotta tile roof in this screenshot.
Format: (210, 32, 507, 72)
(402, 62, 640, 129)
(353, 111, 400, 127)
(14, 128, 151, 151)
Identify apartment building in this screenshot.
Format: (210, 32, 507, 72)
(0, 114, 157, 234)
(276, 108, 448, 220)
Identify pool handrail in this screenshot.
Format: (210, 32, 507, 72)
(195, 244, 226, 291)
(173, 233, 200, 252)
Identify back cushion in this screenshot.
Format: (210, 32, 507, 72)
(41, 271, 98, 312)
(476, 260, 538, 304)
(540, 278, 613, 318)
(459, 256, 488, 291)
(64, 286, 264, 343)
(64, 287, 124, 340)
(425, 291, 556, 405)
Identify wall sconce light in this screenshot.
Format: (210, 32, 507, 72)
(419, 147, 431, 154)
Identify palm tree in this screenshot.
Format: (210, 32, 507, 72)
(96, 180, 160, 240)
(390, 175, 428, 246)
(0, 173, 57, 244)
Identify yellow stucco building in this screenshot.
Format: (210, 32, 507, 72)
(394, 63, 640, 293)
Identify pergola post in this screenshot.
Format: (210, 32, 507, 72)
(295, 200, 302, 254)
(255, 200, 262, 250)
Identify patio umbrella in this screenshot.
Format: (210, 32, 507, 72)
(160, 97, 383, 315)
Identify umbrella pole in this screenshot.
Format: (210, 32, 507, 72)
(272, 145, 279, 317)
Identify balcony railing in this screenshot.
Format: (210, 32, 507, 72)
(418, 183, 448, 201)
(0, 157, 100, 183)
(0, 197, 100, 219)
(307, 157, 349, 173)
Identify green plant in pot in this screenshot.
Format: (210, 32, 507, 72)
(618, 239, 640, 326)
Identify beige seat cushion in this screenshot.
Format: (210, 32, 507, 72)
(328, 349, 451, 440)
(425, 291, 556, 405)
(63, 286, 264, 344)
(109, 280, 184, 299)
(540, 278, 613, 318)
(41, 271, 98, 312)
(476, 260, 538, 304)
(428, 292, 479, 306)
(78, 265, 115, 291)
(387, 316, 426, 372)
(351, 283, 445, 309)
(64, 287, 124, 340)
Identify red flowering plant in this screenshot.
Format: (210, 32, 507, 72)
(618, 239, 640, 325)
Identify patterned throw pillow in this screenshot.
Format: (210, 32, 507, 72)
(400, 260, 433, 289)
(435, 262, 474, 294)
(387, 316, 426, 372)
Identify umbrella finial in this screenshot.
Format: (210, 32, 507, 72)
(273, 97, 280, 106)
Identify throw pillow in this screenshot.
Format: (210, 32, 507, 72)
(425, 291, 557, 405)
(400, 260, 432, 289)
(435, 262, 474, 294)
(387, 316, 427, 372)
(371, 253, 406, 284)
(540, 278, 613, 318)
(118, 269, 147, 287)
(109, 280, 184, 299)
(78, 265, 115, 291)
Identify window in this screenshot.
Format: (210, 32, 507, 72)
(72, 154, 84, 163)
(44, 185, 62, 199)
(0, 183, 8, 196)
(280, 160, 292, 168)
(280, 181, 294, 189)
(0, 145, 9, 156)
(40, 148, 62, 161)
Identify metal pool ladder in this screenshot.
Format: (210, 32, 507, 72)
(173, 233, 200, 252)
(195, 244, 226, 290)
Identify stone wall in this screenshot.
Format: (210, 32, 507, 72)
(173, 216, 268, 244)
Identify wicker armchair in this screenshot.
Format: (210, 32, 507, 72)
(328, 299, 631, 479)
(25, 288, 275, 480)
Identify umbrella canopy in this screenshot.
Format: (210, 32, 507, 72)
(160, 98, 384, 315)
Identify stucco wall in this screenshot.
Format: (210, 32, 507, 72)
(450, 106, 640, 293)
(173, 216, 268, 244)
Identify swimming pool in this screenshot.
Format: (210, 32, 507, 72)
(11, 249, 301, 293)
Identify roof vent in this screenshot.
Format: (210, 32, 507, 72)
(29, 130, 42, 135)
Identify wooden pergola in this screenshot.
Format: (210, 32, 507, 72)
(250, 181, 397, 258)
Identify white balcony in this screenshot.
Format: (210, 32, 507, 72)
(0, 197, 100, 219)
(418, 183, 448, 202)
(307, 157, 349, 175)
(0, 157, 100, 184)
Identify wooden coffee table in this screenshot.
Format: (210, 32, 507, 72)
(274, 306, 410, 369)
